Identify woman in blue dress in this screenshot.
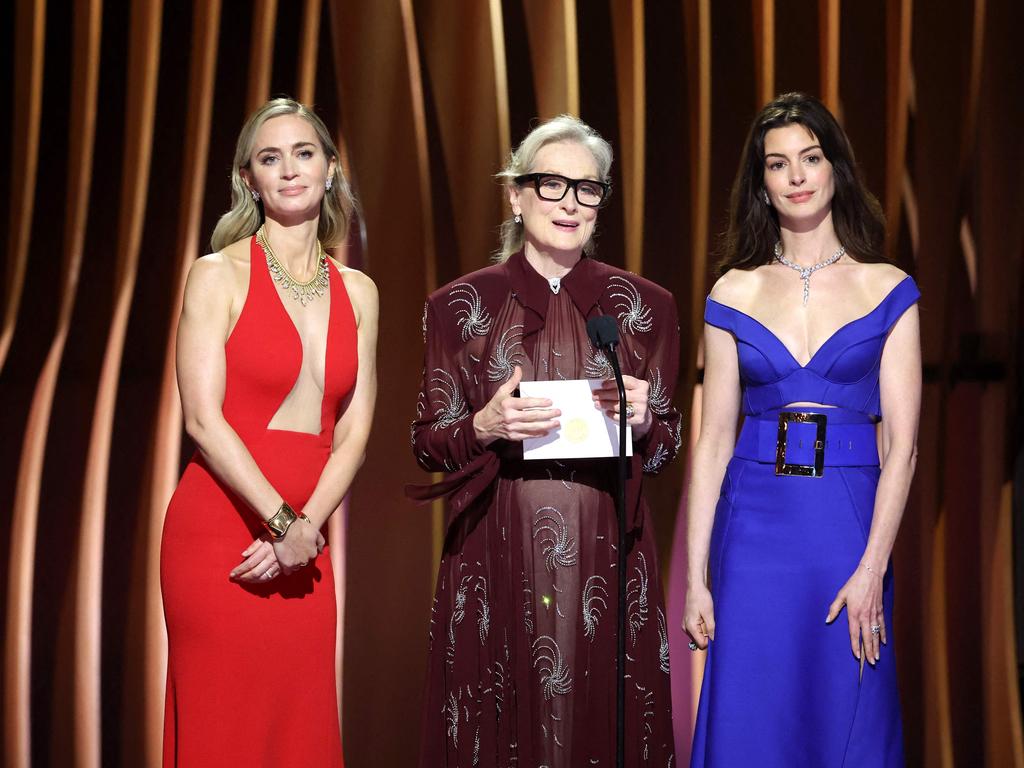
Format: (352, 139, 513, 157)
(684, 92, 920, 766)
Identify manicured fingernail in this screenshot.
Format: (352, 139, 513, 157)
(875, 653, 880, 661)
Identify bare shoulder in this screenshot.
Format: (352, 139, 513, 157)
(855, 261, 911, 300)
(708, 267, 762, 308)
(191, 237, 250, 286)
(185, 252, 231, 295)
(334, 263, 379, 324)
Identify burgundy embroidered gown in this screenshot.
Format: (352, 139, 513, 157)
(410, 251, 682, 767)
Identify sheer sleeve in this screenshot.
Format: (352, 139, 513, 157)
(638, 291, 683, 475)
(407, 296, 501, 514)
(411, 297, 488, 473)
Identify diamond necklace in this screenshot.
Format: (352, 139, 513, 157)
(256, 224, 330, 306)
(773, 241, 845, 306)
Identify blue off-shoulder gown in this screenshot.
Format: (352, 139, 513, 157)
(690, 276, 920, 767)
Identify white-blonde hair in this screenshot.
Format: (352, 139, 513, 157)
(210, 98, 355, 252)
(495, 114, 613, 262)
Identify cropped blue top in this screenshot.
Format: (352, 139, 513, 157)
(703, 276, 920, 419)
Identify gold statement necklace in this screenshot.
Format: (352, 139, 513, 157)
(256, 224, 330, 306)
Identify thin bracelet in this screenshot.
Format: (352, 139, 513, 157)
(860, 562, 884, 579)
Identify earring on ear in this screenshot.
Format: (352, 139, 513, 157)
(325, 178, 333, 191)
(251, 189, 261, 202)
(514, 213, 522, 224)
(762, 189, 770, 205)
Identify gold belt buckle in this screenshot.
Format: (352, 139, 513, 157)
(775, 411, 827, 477)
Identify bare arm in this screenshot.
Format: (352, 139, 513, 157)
(682, 322, 742, 647)
(299, 269, 379, 528)
(826, 304, 921, 664)
(176, 256, 287, 521)
(863, 304, 921, 571)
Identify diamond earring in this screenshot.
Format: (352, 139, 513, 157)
(251, 189, 261, 202)
(762, 189, 770, 205)
(514, 213, 522, 224)
(325, 177, 333, 191)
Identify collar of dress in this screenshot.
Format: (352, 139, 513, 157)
(504, 250, 604, 337)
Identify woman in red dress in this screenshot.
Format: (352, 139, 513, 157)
(161, 98, 377, 766)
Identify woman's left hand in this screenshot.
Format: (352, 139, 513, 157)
(826, 565, 886, 666)
(593, 375, 653, 438)
(230, 537, 282, 583)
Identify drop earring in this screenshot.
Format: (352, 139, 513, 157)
(762, 189, 770, 205)
(514, 213, 522, 224)
(325, 178, 333, 191)
(251, 189, 261, 202)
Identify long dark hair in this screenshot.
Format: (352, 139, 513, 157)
(718, 92, 887, 276)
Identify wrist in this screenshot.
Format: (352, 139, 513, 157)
(472, 411, 497, 447)
(634, 410, 654, 440)
(262, 501, 304, 540)
(859, 561, 885, 580)
(686, 570, 708, 589)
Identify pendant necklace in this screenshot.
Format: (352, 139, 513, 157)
(257, 224, 330, 306)
(774, 241, 845, 306)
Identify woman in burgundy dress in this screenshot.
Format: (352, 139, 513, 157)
(162, 98, 378, 765)
(411, 115, 681, 766)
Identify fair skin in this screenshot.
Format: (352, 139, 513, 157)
(472, 141, 653, 445)
(176, 113, 379, 582)
(683, 123, 921, 668)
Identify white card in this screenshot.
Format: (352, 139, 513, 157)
(520, 379, 633, 460)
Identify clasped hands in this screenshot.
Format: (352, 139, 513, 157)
(229, 515, 324, 584)
(472, 365, 653, 446)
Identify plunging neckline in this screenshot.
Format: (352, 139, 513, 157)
(256, 235, 335, 436)
(706, 275, 912, 369)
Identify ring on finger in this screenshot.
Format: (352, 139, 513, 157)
(870, 624, 881, 635)
(624, 402, 636, 419)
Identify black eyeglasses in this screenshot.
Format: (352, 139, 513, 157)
(514, 173, 611, 208)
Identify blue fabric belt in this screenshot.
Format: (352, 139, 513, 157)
(734, 408, 880, 468)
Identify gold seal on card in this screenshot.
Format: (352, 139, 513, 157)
(564, 418, 589, 444)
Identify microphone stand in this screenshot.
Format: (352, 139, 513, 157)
(604, 341, 628, 768)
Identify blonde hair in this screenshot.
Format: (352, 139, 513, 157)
(495, 114, 613, 262)
(210, 98, 355, 252)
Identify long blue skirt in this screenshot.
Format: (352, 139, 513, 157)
(690, 457, 904, 767)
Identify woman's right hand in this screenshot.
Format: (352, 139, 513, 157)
(472, 366, 561, 445)
(272, 517, 325, 575)
(683, 583, 716, 650)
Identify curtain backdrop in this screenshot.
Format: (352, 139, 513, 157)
(1, 1, 1022, 766)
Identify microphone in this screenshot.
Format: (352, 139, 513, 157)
(586, 314, 620, 351)
(586, 313, 628, 768)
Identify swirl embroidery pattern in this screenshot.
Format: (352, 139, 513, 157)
(429, 369, 469, 430)
(609, 275, 654, 335)
(448, 282, 492, 341)
(486, 325, 525, 382)
(627, 552, 650, 646)
(475, 578, 490, 645)
(582, 575, 609, 641)
(584, 343, 615, 379)
(643, 443, 669, 473)
(657, 607, 671, 674)
(532, 635, 573, 699)
(533, 506, 578, 571)
(647, 367, 670, 415)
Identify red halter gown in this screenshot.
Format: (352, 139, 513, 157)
(161, 234, 357, 766)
